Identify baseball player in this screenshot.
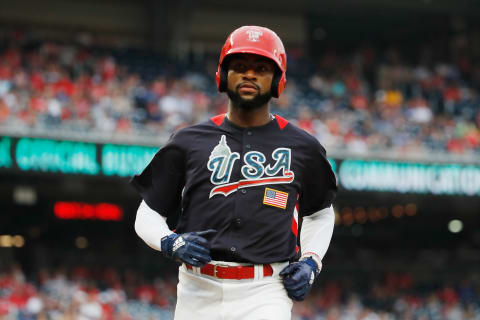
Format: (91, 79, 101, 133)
(131, 26, 337, 319)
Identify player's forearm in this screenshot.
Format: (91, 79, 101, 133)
(299, 205, 335, 271)
(134, 200, 174, 251)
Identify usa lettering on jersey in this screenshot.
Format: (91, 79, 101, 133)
(207, 135, 294, 198)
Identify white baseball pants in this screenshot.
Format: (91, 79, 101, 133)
(174, 261, 293, 320)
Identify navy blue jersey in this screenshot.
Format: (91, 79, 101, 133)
(130, 114, 337, 264)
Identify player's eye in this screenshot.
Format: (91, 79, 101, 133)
(231, 62, 247, 72)
(256, 65, 268, 73)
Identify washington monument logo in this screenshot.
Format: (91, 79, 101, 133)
(207, 135, 240, 185)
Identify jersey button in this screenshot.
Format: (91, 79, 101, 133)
(234, 218, 242, 228)
(241, 189, 247, 194)
(247, 131, 252, 136)
(230, 246, 236, 252)
(245, 144, 251, 149)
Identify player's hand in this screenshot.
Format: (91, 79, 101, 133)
(279, 258, 318, 301)
(161, 229, 217, 267)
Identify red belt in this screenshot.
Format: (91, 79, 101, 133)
(185, 263, 273, 280)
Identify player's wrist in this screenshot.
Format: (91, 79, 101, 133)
(300, 252, 322, 277)
(160, 233, 180, 258)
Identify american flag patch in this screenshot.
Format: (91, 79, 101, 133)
(263, 188, 288, 209)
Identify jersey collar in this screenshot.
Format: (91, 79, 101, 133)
(210, 113, 289, 131)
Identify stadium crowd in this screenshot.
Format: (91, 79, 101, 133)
(0, 263, 479, 319)
(0, 263, 176, 320)
(0, 30, 479, 155)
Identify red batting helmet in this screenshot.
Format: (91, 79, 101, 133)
(216, 26, 287, 98)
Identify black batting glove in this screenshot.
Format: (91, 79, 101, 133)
(161, 229, 217, 267)
(279, 257, 319, 301)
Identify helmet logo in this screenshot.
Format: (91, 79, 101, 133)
(246, 30, 263, 42)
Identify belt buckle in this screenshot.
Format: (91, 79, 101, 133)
(213, 264, 229, 278)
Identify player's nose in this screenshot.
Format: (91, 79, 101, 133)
(242, 68, 257, 80)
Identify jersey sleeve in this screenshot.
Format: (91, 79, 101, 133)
(129, 131, 186, 217)
(298, 140, 337, 217)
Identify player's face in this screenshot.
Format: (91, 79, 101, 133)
(226, 54, 275, 110)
